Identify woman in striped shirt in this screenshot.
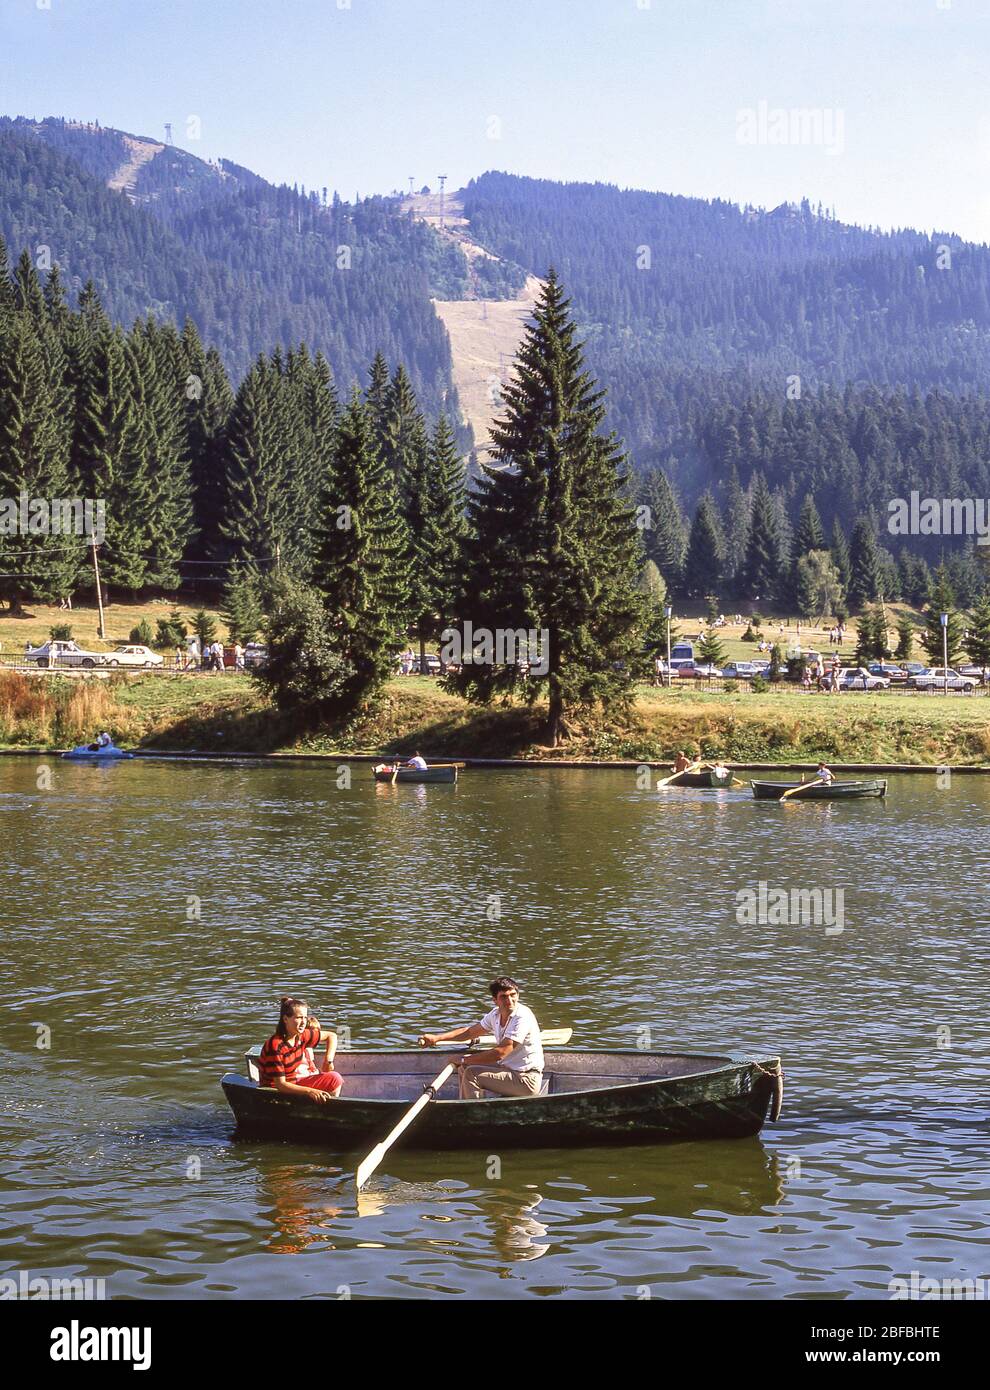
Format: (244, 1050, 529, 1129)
(259, 997, 343, 1102)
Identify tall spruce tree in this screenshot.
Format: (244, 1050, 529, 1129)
(830, 517, 852, 595)
(310, 389, 412, 711)
(0, 312, 82, 609)
(220, 354, 303, 576)
(638, 466, 686, 592)
(847, 516, 883, 612)
(682, 492, 725, 597)
(921, 565, 964, 665)
(722, 466, 751, 591)
(421, 413, 467, 668)
(448, 271, 642, 746)
(964, 592, 990, 678)
(739, 473, 783, 602)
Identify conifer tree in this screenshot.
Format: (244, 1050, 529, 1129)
(221, 561, 265, 643)
(421, 413, 467, 668)
(0, 313, 82, 609)
(682, 492, 724, 596)
(964, 592, 990, 678)
(73, 324, 150, 592)
(830, 517, 852, 594)
(793, 493, 825, 557)
(739, 474, 783, 602)
(448, 271, 642, 745)
(220, 355, 302, 576)
(310, 389, 412, 711)
(895, 612, 915, 662)
(722, 466, 750, 591)
(921, 566, 964, 665)
(639, 466, 686, 592)
(847, 516, 883, 612)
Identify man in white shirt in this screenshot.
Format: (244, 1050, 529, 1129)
(406, 752, 428, 770)
(419, 977, 544, 1100)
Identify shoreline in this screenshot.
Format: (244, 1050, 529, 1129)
(0, 746, 980, 772)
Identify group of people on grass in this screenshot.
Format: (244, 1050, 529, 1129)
(260, 977, 543, 1104)
(179, 637, 244, 672)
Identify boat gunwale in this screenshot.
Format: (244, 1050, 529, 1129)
(224, 1049, 779, 1110)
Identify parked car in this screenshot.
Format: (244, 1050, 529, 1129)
(243, 642, 268, 670)
(907, 667, 978, 692)
(692, 661, 723, 678)
(900, 661, 927, 677)
(411, 654, 441, 675)
(839, 666, 890, 691)
(24, 639, 103, 669)
(103, 644, 163, 668)
(675, 661, 699, 678)
(722, 661, 760, 679)
(867, 662, 908, 683)
(957, 664, 990, 682)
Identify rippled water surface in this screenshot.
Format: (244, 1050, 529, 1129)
(2, 757, 988, 1299)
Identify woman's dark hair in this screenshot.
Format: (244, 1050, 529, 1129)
(489, 976, 519, 998)
(277, 996, 308, 1039)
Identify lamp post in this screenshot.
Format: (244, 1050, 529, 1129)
(941, 613, 948, 696)
(665, 606, 672, 689)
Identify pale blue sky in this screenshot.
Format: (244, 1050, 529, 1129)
(2, 0, 989, 239)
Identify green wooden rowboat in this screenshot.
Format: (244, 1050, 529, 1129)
(751, 778, 887, 800)
(373, 763, 459, 784)
(221, 1047, 782, 1148)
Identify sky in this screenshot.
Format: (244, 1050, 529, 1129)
(2, 0, 990, 240)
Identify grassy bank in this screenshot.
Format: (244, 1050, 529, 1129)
(3, 670, 990, 765)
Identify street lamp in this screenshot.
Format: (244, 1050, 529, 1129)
(941, 613, 948, 695)
(665, 606, 672, 689)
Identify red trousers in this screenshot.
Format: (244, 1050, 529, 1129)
(295, 1071, 343, 1093)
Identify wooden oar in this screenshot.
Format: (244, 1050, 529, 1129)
(428, 1027, 573, 1050)
(780, 779, 819, 801)
(657, 759, 703, 788)
(391, 759, 401, 785)
(355, 1061, 455, 1191)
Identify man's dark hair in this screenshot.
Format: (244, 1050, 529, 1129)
(489, 976, 519, 998)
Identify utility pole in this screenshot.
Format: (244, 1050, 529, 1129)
(438, 174, 447, 228)
(408, 176, 414, 197)
(164, 123, 173, 145)
(91, 541, 106, 640)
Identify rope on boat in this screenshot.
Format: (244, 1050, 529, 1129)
(750, 1059, 784, 1122)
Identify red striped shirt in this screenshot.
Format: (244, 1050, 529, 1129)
(259, 1021, 323, 1087)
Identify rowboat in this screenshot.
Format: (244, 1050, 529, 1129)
(221, 1047, 782, 1147)
(663, 767, 732, 788)
(62, 745, 134, 761)
(751, 778, 887, 800)
(372, 762, 458, 784)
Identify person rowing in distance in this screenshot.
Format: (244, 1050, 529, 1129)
(419, 976, 545, 1099)
(405, 751, 428, 770)
(814, 762, 835, 784)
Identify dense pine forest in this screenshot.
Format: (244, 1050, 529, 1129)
(3, 118, 990, 696)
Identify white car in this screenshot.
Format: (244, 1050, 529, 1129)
(838, 666, 889, 691)
(907, 668, 977, 692)
(103, 645, 163, 669)
(25, 639, 102, 669)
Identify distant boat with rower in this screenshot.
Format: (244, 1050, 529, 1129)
(373, 752, 460, 784)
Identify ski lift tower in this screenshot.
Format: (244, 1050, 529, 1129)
(164, 123, 173, 145)
(438, 174, 447, 228)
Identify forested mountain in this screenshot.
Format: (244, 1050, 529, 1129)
(0, 117, 466, 419)
(4, 119, 990, 610)
(462, 171, 990, 480)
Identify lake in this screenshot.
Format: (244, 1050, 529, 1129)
(2, 757, 988, 1299)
